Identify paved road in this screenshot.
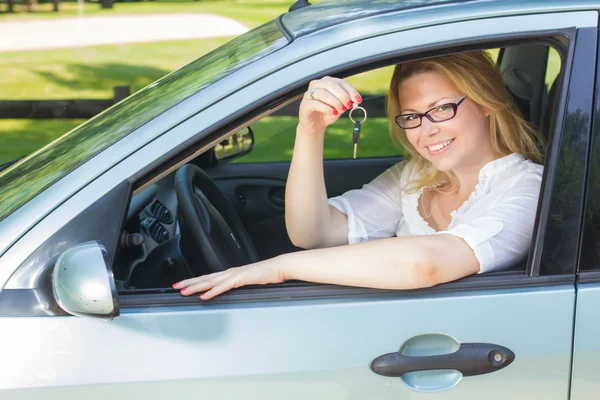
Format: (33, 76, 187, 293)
(0, 13, 249, 52)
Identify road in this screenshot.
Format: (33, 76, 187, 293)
(0, 13, 249, 52)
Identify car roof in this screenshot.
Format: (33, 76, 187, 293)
(282, 0, 600, 38)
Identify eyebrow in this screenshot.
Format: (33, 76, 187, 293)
(400, 97, 455, 114)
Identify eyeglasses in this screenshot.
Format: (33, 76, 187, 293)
(395, 96, 467, 129)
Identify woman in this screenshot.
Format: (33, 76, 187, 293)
(174, 50, 544, 300)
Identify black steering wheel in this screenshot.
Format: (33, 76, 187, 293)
(175, 164, 259, 273)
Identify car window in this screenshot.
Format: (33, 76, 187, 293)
(546, 47, 561, 88)
(231, 49, 504, 164)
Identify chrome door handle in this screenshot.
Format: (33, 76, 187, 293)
(371, 343, 515, 377)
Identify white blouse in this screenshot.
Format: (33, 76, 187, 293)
(328, 153, 544, 274)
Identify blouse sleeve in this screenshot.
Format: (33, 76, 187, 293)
(328, 161, 406, 244)
(435, 171, 542, 274)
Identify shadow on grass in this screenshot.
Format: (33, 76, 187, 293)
(32, 62, 171, 95)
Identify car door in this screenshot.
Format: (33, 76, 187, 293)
(569, 28, 600, 398)
(0, 10, 595, 400)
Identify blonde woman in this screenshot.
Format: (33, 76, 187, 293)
(174, 51, 544, 300)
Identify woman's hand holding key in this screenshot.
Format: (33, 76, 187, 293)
(298, 77, 363, 136)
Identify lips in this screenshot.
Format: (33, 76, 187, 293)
(426, 138, 454, 152)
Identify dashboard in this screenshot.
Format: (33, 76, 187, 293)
(115, 172, 194, 289)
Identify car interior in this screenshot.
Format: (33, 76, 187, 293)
(113, 43, 562, 291)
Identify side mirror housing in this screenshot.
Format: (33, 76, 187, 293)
(214, 127, 254, 161)
(52, 242, 119, 320)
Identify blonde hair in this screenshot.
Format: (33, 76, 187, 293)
(386, 50, 543, 194)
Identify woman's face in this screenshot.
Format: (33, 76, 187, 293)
(398, 71, 497, 173)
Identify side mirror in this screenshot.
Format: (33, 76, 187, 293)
(52, 242, 119, 320)
(214, 127, 254, 161)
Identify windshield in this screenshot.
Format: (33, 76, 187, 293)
(0, 20, 287, 222)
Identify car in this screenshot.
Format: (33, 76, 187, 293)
(1, 0, 599, 397)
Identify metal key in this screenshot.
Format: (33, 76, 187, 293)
(352, 120, 361, 159)
(349, 102, 367, 160)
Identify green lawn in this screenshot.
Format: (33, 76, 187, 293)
(0, 0, 293, 28)
(240, 116, 403, 163)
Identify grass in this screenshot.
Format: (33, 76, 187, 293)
(0, 0, 292, 28)
(239, 116, 403, 163)
(0, 38, 231, 100)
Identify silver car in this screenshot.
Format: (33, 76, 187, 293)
(1, 0, 600, 398)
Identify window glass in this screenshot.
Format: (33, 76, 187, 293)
(546, 47, 561, 88)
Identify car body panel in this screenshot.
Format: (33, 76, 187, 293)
(570, 283, 600, 399)
(282, 0, 600, 38)
(0, 286, 575, 398)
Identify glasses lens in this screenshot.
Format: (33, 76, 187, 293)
(398, 114, 420, 128)
(428, 104, 456, 122)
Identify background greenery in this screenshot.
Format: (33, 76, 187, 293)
(0, 1, 561, 164)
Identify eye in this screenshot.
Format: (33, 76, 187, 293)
(436, 104, 453, 112)
(404, 114, 419, 121)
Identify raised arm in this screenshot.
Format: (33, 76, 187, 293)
(285, 77, 363, 249)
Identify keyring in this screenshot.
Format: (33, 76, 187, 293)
(349, 103, 367, 124)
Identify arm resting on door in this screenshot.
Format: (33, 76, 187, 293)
(175, 233, 479, 299)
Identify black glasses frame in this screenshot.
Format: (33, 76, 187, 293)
(395, 96, 467, 129)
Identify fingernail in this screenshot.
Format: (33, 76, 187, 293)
(333, 110, 338, 115)
(347, 101, 353, 108)
(200, 293, 206, 300)
(356, 95, 362, 103)
(172, 282, 179, 288)
(341, 106, 347, 111)
(180, 289, 186, 295)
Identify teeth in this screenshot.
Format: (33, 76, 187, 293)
(428, 139, 453, 151)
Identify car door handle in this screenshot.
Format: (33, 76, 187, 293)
(371, 343, 515, 377)
(268, 187, 285, 207)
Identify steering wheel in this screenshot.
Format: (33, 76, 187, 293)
(175, 164, 259, 273)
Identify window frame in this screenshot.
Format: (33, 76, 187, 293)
(121, 33, 583, 308)
(1, 12, 595, 315)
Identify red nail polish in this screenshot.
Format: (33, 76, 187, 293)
(341, 106, 347, 111)
(347, 101, 353, 108)
(356, 95, 362, 103)
(172, 282, 179, 288)
(333, 110, 338, 115)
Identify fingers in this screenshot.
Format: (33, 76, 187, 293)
(173, 268, 242, 299)
(201, 281, 235, 300)
(172, 270, 224, 290)
(304, 94, 339, 116)
(306, 77, 362, 114)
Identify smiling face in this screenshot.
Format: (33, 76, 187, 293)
(398, 71, 498, 173)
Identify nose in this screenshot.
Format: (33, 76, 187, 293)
(420, 116, 439, 137)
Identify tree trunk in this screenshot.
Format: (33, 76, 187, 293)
(7, 0, 14, 13)
(100, 0, 113, 9)
(52, 0, 59, 12)
(26, 0, 38, 12)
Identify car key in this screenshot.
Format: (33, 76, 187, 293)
(349, 102, 367, 159)
(352, 120, 361, 159)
